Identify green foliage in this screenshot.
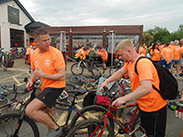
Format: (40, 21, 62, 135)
(143, 24, 183, 46)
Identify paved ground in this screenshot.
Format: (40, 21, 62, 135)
(0, 58, 183, 137)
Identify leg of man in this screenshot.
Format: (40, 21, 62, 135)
(139, 106, 167, 137)
(26, 98, 58, 130)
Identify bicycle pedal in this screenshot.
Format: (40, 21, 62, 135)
(118, 128, 125, 134)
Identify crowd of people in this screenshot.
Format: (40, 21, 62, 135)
(75, 45, 108, 69)
(139, 39, 183, 77)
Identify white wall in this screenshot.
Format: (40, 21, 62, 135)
(0, 1, 32, 51)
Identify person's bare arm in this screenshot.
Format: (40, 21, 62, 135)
(34, 67, 65, 81)
(112, 80, 152, 106)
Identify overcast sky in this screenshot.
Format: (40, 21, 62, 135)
(19, 0, 183, 32)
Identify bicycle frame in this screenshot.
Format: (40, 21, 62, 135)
(92, 103, 139, 137)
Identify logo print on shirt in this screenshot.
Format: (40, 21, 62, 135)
(45, 59, 50, 67)
(130, 70, 134, 79)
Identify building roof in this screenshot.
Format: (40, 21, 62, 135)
(25, 21, 50, 32)
(0, 0, 35, 22)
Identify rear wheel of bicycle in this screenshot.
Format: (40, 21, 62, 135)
(71, 63, 84, 75)
(69, 105, 114, 131)
(67, 119, 114, 137)
(0, 113, 40, 137)
(90, 65, 101, 79)
(131, 112, 146, 137)
(2, 55, 7, 71)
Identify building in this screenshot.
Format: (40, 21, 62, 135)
(0, 0, 49, 51)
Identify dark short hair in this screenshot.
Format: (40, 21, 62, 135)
(33, 28, 49, 40)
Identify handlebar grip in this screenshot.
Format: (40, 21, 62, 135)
(24, 87, 32, 92)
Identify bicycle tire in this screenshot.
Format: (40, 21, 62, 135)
(131, 112, 146, 137)
(69, 105, 114, 131)
(71, 63, 84, 75)
(85, 81, 98, 91)
(109, 66, 117, 75)
(90, 65, 101, 79)
(0, 113, 40, 137)
(2, 55, 7, 71)
(67, 119, 114, 137)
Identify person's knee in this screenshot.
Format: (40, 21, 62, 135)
(25, 104, 35, 117)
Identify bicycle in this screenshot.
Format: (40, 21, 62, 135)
(109, 58, 124, 75)
(67, 87, 146, 137)
(71, 58, 101, 79)
(0, 79, 113, 137)
(0, 48, 8, 71)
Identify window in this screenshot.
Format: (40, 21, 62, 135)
(8, 6, 19, 25)
(10, 29, 24, 48)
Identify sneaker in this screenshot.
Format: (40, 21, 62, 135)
(45, 127, 63, 137)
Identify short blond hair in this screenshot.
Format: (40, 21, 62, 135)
(115, 39, 134, 53)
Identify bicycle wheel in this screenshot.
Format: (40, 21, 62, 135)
(0, 113, 40, 137)
(67, 119, 114, 137)
(109, 66, 117, 75)
(2, 55, 7, 71)
(71, 63, 84, 75)
(90, 65, 101, 79)
(85, 81, 98, 91)
(131, 112, 146, 137)
(69, 105, 114, 131)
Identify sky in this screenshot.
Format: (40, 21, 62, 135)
(19, 0, 183, 32)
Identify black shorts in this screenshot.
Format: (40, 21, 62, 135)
(139, 105, 167, 137)
(37, 87, 64, 108)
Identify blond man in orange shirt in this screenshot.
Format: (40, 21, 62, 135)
(26, 28, 65, 137)
(100, 40, 167, 137)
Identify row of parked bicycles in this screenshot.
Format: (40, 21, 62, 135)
(0, 47, 26, 71)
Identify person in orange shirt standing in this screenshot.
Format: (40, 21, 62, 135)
(100, 39, 167, 137)
(138, 43, 147, 56)
(25, 28, 65, 137)
(171, 40, 182, 77)
(149, 43, 161, 63)
(96, 46, 108, 69)
(158, 42, 173, 70)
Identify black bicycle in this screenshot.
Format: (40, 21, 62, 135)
(71, 58, 102, 78)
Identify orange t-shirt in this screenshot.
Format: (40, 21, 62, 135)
(31, 46, 66, 91)
(96, 49, 108, 61)
(75, 49, 88, 59)
(150, 49, 161, 61)
(138, 47, 146, 56)
(26, 47, 32, 55)
(171, 46, 182, 60)
(161, 47, 173, 61)
(123, 57, 167, 112)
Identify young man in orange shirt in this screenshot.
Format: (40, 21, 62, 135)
(158, 42, 173, 70)
(26, 28, 66, 137)
(100, 39, 167, 137)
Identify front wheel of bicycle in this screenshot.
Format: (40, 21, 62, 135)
(69, 105, 114, 131)
(71, 63, 84, 75)
(0, 113, 40, 137)
(131, 112, 146, 137)
(67, 119, 114, 137)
